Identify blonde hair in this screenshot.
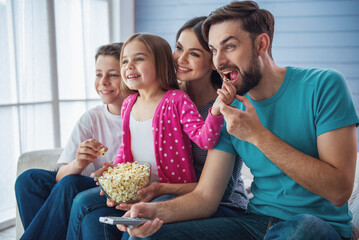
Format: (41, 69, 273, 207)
(120, 33, 179, 94)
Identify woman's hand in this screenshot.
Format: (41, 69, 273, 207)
(115, 182, 162, 211)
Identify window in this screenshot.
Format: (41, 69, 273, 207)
(0, 0, 134, 227)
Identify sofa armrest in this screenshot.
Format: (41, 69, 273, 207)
(16, 148, 63, 240)
(16, 148, 63, 177)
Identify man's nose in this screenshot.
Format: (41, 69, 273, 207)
(213, 50, 227, 70)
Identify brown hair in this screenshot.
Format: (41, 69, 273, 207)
(120, 33, 179, 94)
(95, 42, 123, 61)
(203, 1, 274, 58)
(176, 16, 222, 90)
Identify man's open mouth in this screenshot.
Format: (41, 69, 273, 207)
(222, 70, 239, 82)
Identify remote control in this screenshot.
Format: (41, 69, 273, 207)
(99, 216, 151, 228)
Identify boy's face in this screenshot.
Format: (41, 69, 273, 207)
(95, 55, 122, 105)
(208, 19, 262, 95)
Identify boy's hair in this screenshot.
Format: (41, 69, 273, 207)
(95, 42, 124, 61)
(120, 33, 179, 95)
(176, 16, 222, 91)
(203, 1, 274, 58)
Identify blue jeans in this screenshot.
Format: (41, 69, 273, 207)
(67, 186, 126, 240)
(130, 213, 342, 240)
(15, 169, 97, 240)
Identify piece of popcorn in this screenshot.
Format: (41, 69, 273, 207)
(99, 147, 106, 156)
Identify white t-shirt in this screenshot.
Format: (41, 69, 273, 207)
(57, 104, 122, 177)
(129, 113, 159, 183)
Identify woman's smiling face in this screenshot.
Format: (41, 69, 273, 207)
(173, 29, 214, 83)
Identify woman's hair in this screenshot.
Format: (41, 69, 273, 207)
(203, 1, 274, 58)
(95, 42, 124, 61)
(176, 17, 222, 90)
(120, 33, 179, 95)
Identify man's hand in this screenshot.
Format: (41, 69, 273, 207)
(117, 202, 163, 238)
(219, 95, 267, 145)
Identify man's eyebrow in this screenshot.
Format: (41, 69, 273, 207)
(209, 35, 240, 49)
(220, 36, 239, 46)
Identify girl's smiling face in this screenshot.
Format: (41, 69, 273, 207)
(173, 29, 214, 83)
(121, 39, 158, 92)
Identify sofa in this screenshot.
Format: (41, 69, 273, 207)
(15, 149, 359, 239)
(16, 148, 63, 240)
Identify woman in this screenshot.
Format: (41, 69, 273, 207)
(68, 17, 248, 240)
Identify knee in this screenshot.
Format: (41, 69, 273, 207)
(72, 191, 90, 210)
(15, 169, 42, 193)
(290, 214, 324, 228)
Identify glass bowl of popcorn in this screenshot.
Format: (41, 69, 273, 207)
(97, 161, 151, 204)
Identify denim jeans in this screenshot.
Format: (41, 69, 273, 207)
(129, 213, 342, 240)
(15, 169, 97, 240)
(67, 186, 126, 240)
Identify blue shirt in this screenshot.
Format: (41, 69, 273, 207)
(215, 66, 359, 238)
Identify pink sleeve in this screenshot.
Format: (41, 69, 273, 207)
(178, 92, 224, 149)
(113, 98, 130, 165)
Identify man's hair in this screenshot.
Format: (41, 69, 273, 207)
(120, 33, 179, 95)
(203, 1, 274, 58)
(95, 42, 124, 61)
(176, 16, 222, 90)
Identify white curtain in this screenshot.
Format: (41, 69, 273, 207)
(0, 0, 113, 225)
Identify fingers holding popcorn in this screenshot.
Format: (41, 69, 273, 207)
(217, 80, 236, 106)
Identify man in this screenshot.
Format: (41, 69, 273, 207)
(118, 1, 359, 239)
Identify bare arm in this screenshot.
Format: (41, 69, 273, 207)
(56, 139, 106, 182)
(117, 149, 235, 237)
(255, 124, 357, 206)
(221, 95, 357, 206)
(125, 149, 234, 221)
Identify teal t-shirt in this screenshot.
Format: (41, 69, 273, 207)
(214, 66, 359, 238)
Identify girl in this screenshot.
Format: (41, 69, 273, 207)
(112, 33, 233, 184)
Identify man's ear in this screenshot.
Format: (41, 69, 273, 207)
(255, 33, 270, 57)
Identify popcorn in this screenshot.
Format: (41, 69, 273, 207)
(99, 147, 106, 156)
(98, 162, 151, 203)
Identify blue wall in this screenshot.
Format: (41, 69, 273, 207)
(135, 0, 359, 142)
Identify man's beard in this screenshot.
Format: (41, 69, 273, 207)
(236, 52, 262, 96)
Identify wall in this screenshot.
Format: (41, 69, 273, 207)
(135, 0, 359, 141)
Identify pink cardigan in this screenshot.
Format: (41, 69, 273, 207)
(113, 90, 224, 183)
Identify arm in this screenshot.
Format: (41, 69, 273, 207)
(182, 82, 236, 149)
(56, 139, 106, 182)
(114, 182, 197, 210)
(119, 149, 235, 237)
(220, 95, 357, 206)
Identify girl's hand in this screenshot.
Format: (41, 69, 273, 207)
(74, 139, 107, 169)
(115, 182, 161, 211)
(211, 81, 236, 116)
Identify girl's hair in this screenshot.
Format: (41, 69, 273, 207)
(176, 16, 222, 90)
(203, 1, 274, 58)
(120, 33, 179, 95)
(95, 42, 124, 61)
